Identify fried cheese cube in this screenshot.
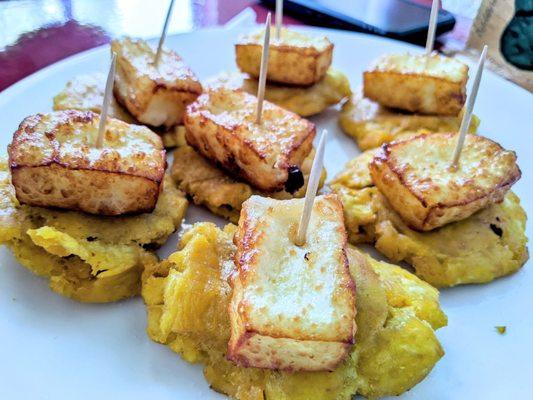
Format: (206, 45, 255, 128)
(370, 133, 521, 231)
(8, 110, 166, 216)
(112, 37, 202, 128)
(235, 28, 333, 86)
(228, 194, 356, 371)
(184, 87, 315, 192)
(363, 53, 468, 116)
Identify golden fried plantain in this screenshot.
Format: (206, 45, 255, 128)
(142, 222, 446, 399)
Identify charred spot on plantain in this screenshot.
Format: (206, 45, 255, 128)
(490, 223, 503, 238)
(142, 242, 161, 251)
(284, 165, 304, 194)
(86, 236, 98, 242)
(304, 252, 310, 261)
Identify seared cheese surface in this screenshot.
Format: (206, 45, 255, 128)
(236, 28, 333, 86)
(363, 53, 468, 116)
(184, 87, 315, 191)
(239, 196, 352, 338)
(240, 28, 331, 53)
(375, 133, 520, 207)
(112, 37, 201, 91)
(370, 53, 468, 83)
(10, 110, 165, 182)
(112, 37, 202, 127)
(203, 93, 307, 158)
(370, 133, 521, 230)
(229, 195, 356, 371)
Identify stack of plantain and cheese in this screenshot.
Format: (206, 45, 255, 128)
(0, 109, 188, 302)
(340, 53, 480, 150)
(53, 37, 202, 148)
(207, 27, 351, 118)
(142, 194, 447, 399)
(332, 131, 528, 287)
(171, 82, 325, 222)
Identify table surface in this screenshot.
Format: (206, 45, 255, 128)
(0, 0, 473, 92)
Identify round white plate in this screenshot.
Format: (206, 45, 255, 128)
(0, 26, 531, 400)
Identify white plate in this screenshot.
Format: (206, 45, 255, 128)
(0, 26, 531, 400)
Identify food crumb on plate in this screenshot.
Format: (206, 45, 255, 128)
(495, 326, 507, 335)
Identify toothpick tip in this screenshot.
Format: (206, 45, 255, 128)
(295, 129, 328, 245)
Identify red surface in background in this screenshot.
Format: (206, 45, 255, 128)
(0, 0, 467, 92)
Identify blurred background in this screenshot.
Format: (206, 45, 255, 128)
(0, 0, 521, 92)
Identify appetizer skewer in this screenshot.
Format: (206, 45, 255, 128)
(332, 50, 527, 286)
(364, 0, 467, 116)
(1, 109, 188, 301)
(370, 46, 512, 232)
(176, 16, 323, 220)
(229, 4, 349, 117)
(1, 46, 189, 301)
(229, 194, 356, 371)
(53, 1, 200, 148)
(341, 0, 474, 149)
(142, 222, 446, 398)
(228, 131, 350, 372)
(145, 103, 446, 394)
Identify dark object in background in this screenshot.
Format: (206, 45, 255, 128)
(501, 0, 533, 71)
(260, 0, 455, 45)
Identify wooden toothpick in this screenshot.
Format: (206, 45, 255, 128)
(451, 45, 488, 168)
(425, 0, 439, 56)
(154, 0, 176, 67)
(256, 13, 271, 125)
(295, 129, 328, 246)
(96, 52, 117, 148)
(275, 0, 283, 40)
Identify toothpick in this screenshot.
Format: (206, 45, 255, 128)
(451, 45, 488, 168)
(425, 0, 439, 56)
(295, 130, 328, 246)
(154, 0, 176, 67)
(275, 0, 283, 40)
(96, 52, 117, 148)
(256, 13, 271, 125)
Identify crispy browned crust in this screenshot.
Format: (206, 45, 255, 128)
(227, 195, 356, 371)
(112, 38, 202, 127)
(363, 70, 467, 116)
(8, 110, 166, 215)
(370, 133, 521, 231)
(9, 111, 166, 181)
(11, 166, 160, 215)
(228, 332, 352, 372)
(183, 89, 316, 192)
